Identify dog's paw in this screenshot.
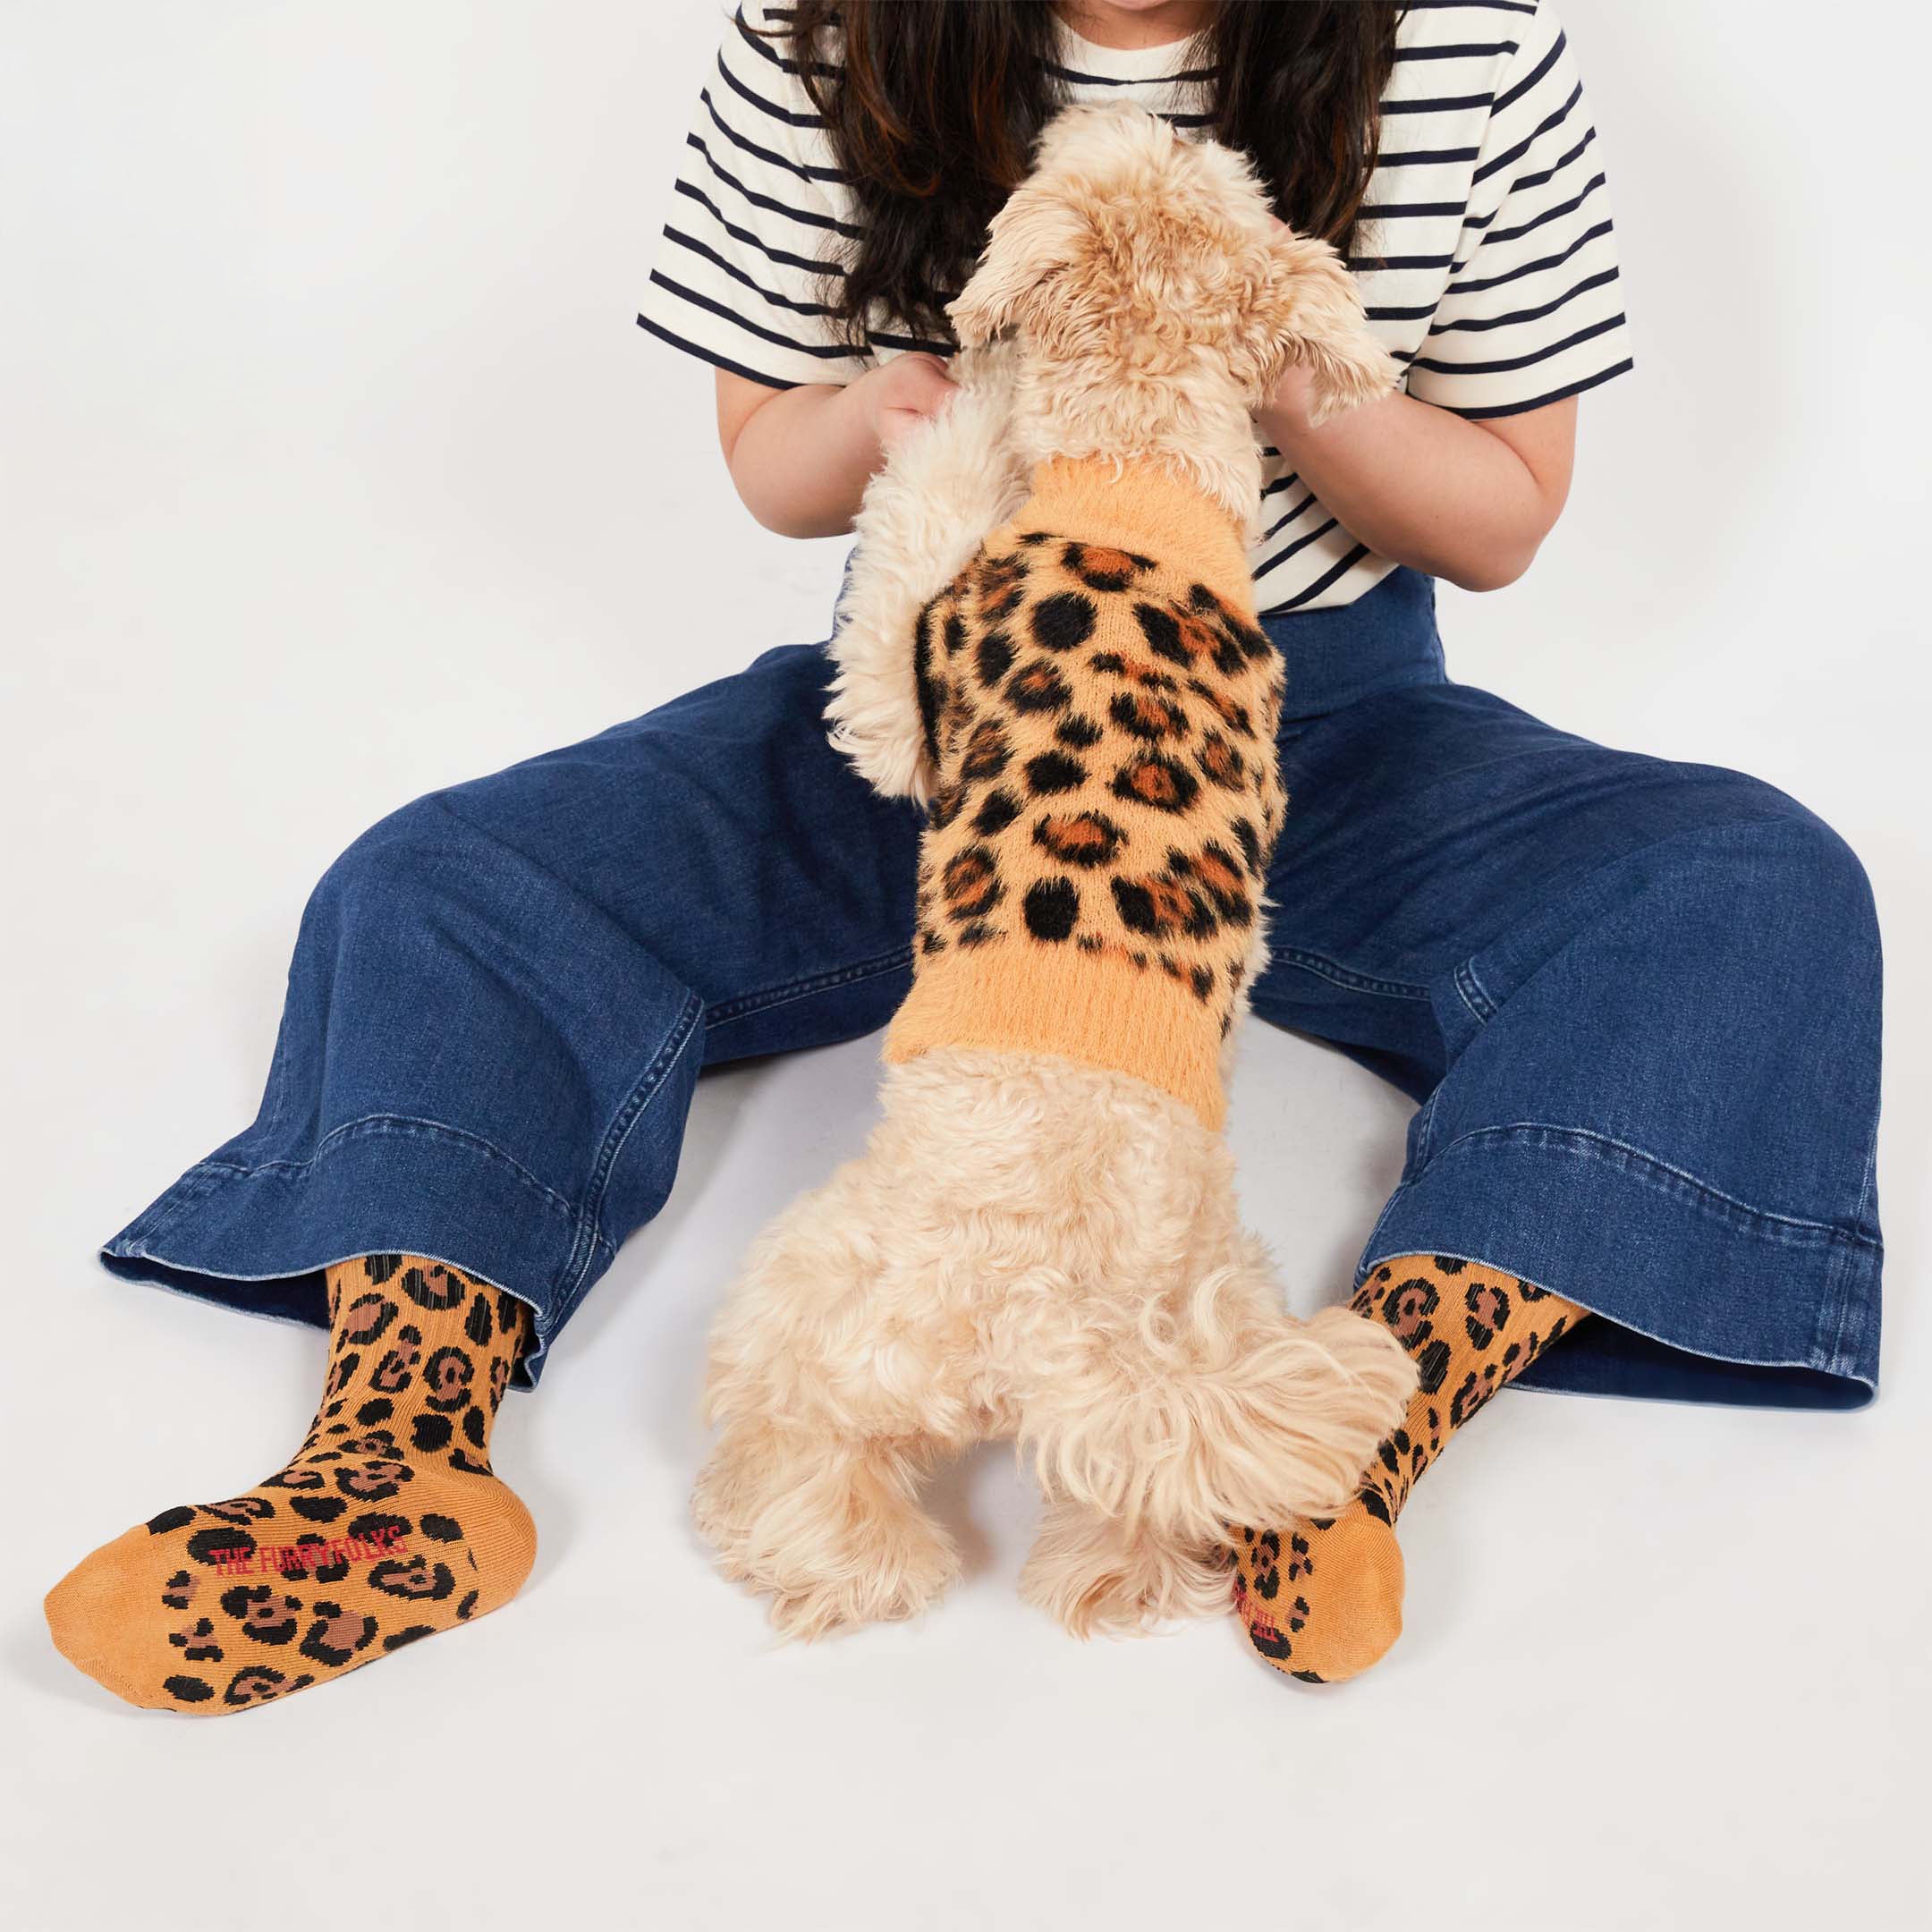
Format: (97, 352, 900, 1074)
(692, 1432, 961, 1641)
(1020, 1500, 1231, 1639)
(763, 1517, 962, 1642)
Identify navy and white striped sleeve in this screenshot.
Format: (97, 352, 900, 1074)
(1404, 0, 1633, 419)
(637, 4, 870, 390)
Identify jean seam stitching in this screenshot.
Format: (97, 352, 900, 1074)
(1412, 1122, 1884, 1249)
(557, 988, 706, 1316)
(131, 1162, 225, 1247)
(704, 945, 914, 1025)
(1411, 1085, 1444, 1169)
(1266, 946, 1432, 1003)
(1821, 1122, 1883, 1375)
(1454, 957, 1497, 1026)
(174, 1116, 580, 1224)
(258, 1005, 293, 1138)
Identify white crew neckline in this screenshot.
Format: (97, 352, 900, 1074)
(1052, 19, 1197, 82)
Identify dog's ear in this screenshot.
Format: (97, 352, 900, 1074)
(948, 180, 1088, 349)
(1243, 226, 1401, 425)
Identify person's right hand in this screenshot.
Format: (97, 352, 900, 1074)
(852, 352, 959, 453)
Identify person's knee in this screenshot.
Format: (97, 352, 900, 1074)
(1674, 782, 1879, 969)
(1777, 811, 1877, 933)
(306, 792, 470, 936)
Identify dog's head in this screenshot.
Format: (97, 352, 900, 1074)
(948, 104, 1395, 427)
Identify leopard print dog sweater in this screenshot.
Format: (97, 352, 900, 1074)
(886, 455, 1286, 1131)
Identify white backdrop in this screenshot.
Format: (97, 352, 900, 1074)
(3, 4, 1927, 1929)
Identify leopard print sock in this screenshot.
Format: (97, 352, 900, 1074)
(1231, 1254, 1585, 1684)
(46, 1255, 536, 1714)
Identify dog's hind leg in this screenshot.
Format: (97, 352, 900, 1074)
(693, 1421, 961, 1640)
(694, 1151, 973, 1639)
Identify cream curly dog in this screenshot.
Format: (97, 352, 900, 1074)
(694, 105, 1415, 1641)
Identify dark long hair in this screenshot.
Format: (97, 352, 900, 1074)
(774, 1, 1402, 347)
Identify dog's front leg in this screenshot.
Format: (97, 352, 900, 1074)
(823, 343, 1023, 803)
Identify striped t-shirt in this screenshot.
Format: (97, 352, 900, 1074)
(638, 0, 1634, 614)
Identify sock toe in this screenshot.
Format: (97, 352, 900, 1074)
(1285, 1514, 1404, 1682)
(46, 1533, 175, 1709)
(1238, 1513, 1405, 1684)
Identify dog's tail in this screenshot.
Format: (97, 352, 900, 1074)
(1022, 1293, 1416, 1543)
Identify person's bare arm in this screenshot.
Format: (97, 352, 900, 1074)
(1257, 370, 1576, 593)
(715, 355, 959, 539)
(719, 341, 1572, 587)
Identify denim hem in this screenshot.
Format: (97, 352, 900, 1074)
(1356, 1125, 1881, 1411)
(98, 1119, 619, 1390)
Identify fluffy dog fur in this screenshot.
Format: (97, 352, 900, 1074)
(697, 106, 1413, 1641)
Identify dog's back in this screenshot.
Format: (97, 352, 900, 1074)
(886, 452, 1287, 1133)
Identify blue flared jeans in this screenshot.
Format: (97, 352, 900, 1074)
(103, 568, 1885, 1406)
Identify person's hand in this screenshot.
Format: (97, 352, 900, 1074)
(852, 352, 959, 453)
(1258, 360, 1319, 443)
